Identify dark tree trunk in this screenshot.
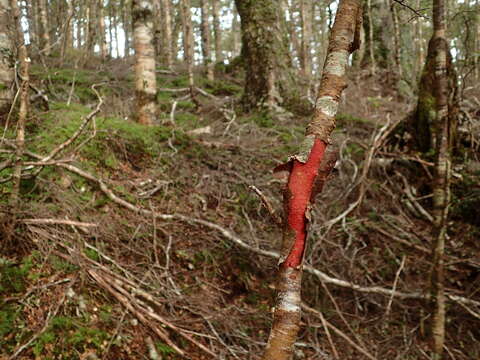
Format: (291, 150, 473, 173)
(409, 37, 458, 154)
(234, 0, 295, 112)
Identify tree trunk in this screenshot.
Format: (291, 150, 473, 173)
(430, 0, 452, 357)
(171, 4, 182, 63)
(299, 0, 312, 77)
(180, 0, 195, 96)
(281, 0, 301, 68)
(409, 35, 458, 154)
(200, 0, 214, 81)
(132, 0, 157, 125)
(211, 0, 222, 62)
(38, 0, 51, 55)
(475, 0, 480, 80)
(98, 0, 109, 59)
(389, 0, 402, 78)
(262, 1, 362, 359)
(161, 0, 173, 67)
(415, 0, 425, 78)
(113, 2, 120, 57)
(25, 0, 37, 50)
(231, 6, 241, 57)
(0, 0, 13, 112)
(122, 0, 131, 56)
(366, 0, 377, 75)
(61, 0, 75, 62)
(9, 0, 29, 208)
(77, 0, 83, 48)
(234, 0, 295, 111)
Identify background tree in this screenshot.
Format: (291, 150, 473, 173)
(180, 0, 195, 97)
(0, 0, 13, 113)
(234, 0, 295, 111)
(211, 0, 222, 62)
(200, 0, 214, 81)
(132, 0, 157, 125)
(38, 0, 51, 55)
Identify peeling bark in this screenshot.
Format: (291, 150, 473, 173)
(262, 1, 362, 359)
(132, 0, 157, 125)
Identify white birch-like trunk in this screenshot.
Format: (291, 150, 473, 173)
(132, 0, 157, 125)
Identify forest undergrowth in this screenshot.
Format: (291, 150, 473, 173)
(1, 56, 479, 359)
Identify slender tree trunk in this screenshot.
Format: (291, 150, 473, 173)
(160, 0, 173, 67)
(25, 0, 37, 50)
(299, 0, 312, 77)
(108, 2, 113, 56)
(153, 0, 162, 61)
(282, 0, 301, 67)
(171, 4, 182, 62)
(211, 0, 222, 62)
(61, 0, 75, 62)
(231, 6, 241, 57)
(132, 0, 157, 125)
(87, 0, 97, 55)
(200, 0, 214, 81)
(98, 0, 108, 59)
(113, 2, 120, 57)
(77, 1, 83, 48)
(430, 0, 450, 357)
(390, 0, 402, 78)
(262, 1, 362, 358)
(0, 0, 13, 112)
(122, 0, 131, 56)
(180, 0, 195, 96)
(475, 0, 480, 80)
(38, 0, 51, 55)
(415, 0, 425, 78)
(10, 0, 29, 208)
(366, 0, 377, 75)
(315, 2, 329, 72)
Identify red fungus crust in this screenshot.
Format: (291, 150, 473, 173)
(282, 138, 327, 268)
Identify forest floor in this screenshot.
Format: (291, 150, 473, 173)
(1, 56, 479, 360)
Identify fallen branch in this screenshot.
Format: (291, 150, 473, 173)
(9, 146, 480, 310)
(21, 218, 97, 227)
(88, 269, 186, 357)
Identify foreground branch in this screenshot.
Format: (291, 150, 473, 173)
(263, 1, 362, 358)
